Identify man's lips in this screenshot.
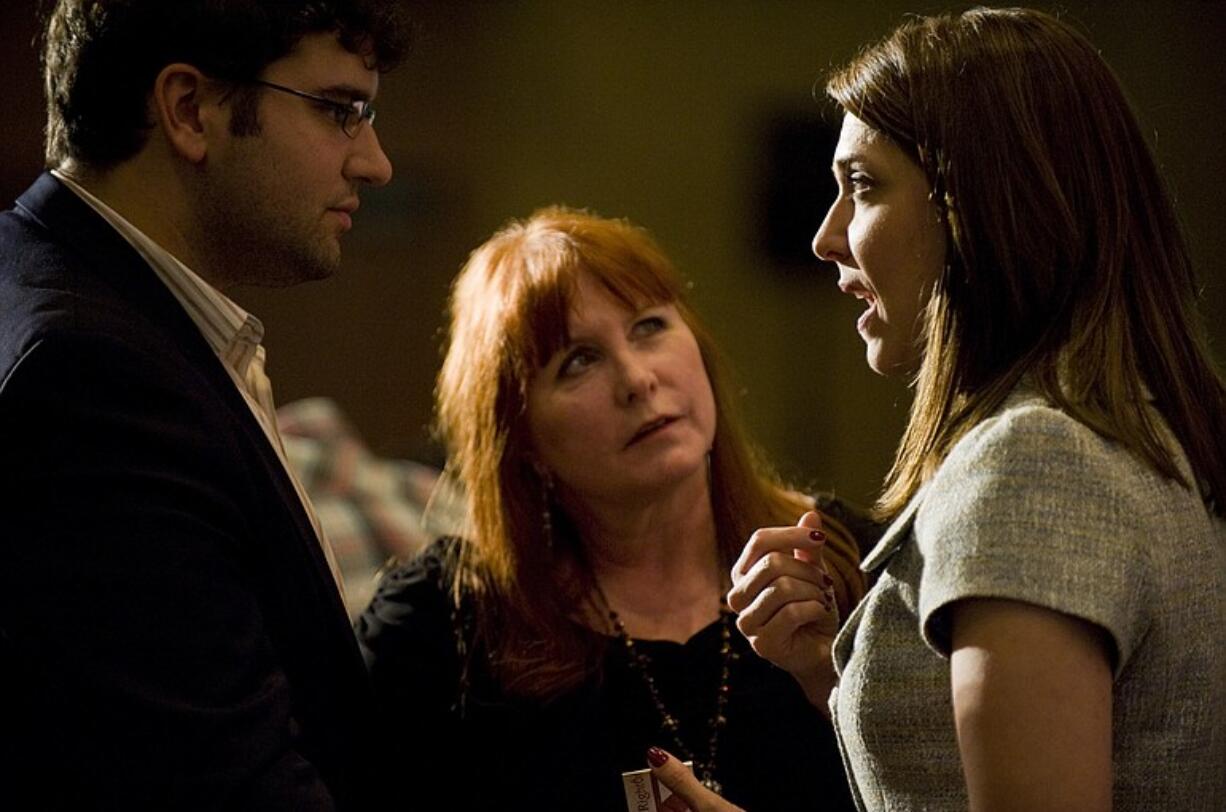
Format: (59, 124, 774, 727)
(328, 200, 359, 231)
(625, 415, 680, 447)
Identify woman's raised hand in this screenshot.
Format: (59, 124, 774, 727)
(727, 511, 840, 709)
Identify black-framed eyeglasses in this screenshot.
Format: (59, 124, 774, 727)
(250, 79, 376, 138)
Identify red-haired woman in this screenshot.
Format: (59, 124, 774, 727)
(356, 207, 865, 811)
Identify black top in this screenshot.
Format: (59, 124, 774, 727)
(357, 539, 857, 811)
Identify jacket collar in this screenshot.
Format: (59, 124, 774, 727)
(860, 483, 927, 572)
(15, 172, 223, 371)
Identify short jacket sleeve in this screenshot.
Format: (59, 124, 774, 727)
(914, 400, 1159, 674)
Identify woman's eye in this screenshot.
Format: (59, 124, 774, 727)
(849, 172, 874, 193)
(632, 315, 666, 337)
(558, 348, 598, 378)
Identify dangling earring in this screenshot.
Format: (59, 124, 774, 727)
(539, 468, 555, 552)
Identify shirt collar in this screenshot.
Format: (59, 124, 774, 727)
(50, 169, 265, 377)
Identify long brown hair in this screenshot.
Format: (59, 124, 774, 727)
(437, 206, 864, 698)
(825, 7, 1226, 519)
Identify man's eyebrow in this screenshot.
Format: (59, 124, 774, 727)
(316, 83, 374, 101)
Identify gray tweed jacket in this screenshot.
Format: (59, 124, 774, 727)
(830, 389, 1226, 811)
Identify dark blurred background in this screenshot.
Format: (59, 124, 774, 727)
(3, 1, 1223, 507)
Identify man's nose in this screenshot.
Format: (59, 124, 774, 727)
(346, 125, 393, 187)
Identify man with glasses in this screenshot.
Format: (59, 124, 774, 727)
(0, 1, 408, 808)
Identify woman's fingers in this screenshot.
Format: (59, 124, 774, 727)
(727, 511, 840, 692)
(734, 573, 832, 636)
(732, 520, 825, 581)
(737, 594, 837, 693)
(738, 599, 831, 650)
(797, 509, 824, 531)
(733, 549, 829, 599)
(646, 747, 745, 812)
(792, 510, 827, 568)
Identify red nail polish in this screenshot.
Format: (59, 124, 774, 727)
(809, 530, 826, 542)
(647, 746, 668, 767)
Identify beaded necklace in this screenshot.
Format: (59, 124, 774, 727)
(598, 587, 736, 795)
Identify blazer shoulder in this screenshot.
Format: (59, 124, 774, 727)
(1, 204, 212, 384)
(938, 395, 1105, 483)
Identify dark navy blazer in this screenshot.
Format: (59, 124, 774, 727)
(0, 173, 379, 810)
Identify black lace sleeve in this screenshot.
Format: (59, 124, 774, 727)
(354, 538, 466, 783)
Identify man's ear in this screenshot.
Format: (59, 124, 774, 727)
(151, 63, 223, 164)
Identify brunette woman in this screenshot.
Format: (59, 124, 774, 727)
(656, 8, 1226, 812)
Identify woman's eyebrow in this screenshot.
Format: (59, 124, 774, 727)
(833, 154, 869, 174)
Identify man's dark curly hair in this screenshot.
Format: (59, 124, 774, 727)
(41, 0, 411, 169)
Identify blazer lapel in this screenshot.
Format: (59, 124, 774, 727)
(860, 484, 929, 573)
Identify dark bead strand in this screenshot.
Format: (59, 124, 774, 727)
(606, 599, 734, 796)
